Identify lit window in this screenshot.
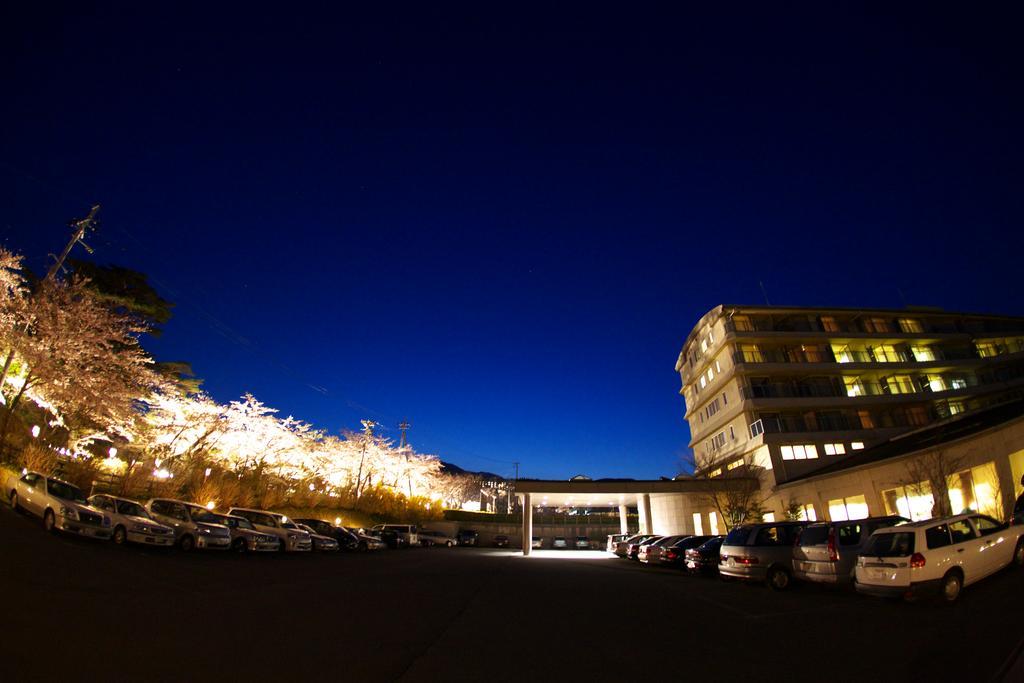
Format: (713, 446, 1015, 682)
(707, 367, 715, 382)
(782, 444, 818, 460)
(701, 339, 708, 353)
(911, 346, 935, 362)
(976, 342, 998, 358)
(708, 331, 714, 344)
(844, 377, 863, 397)
(898, 318, 923, 333)
(821, 316, 839, 332)
(823, 443, 846, 456)
(828, 494, 868, 521)
(832, 344, 853, 363)
(715, 360, 722, 374)
(881, 483, 933, 521)
(805, 445, 818, 459)
(727, 459, 743, 470)
(864, 317, 891, 333)
(762, 512, 776, 523)
(796, 503, 817, 521)
(781, 446, 794, 460)
(927, 375, 946, 392)
(851, 441, 865, 450)
(948, 402, 965, 415)
(709, 511, 720, 535)
(699, 375, 706, 389)
(692, 513, 704, 536)
(873, 344, 901, 362)
(708, 468, 722, 478)
(950, 378, 967, 390)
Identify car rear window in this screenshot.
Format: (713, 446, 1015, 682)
(799, 525, 831, 546)
(926, 524, 952, 549)
(837, 524, 862, 546)
(863, 532, 914, 557)
(724, 527, 750, 546)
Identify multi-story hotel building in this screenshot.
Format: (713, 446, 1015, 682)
(676, 305, 1024, 485)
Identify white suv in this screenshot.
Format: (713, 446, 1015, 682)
(855, 513, 1024, 602)
(227, 507, 312, 552)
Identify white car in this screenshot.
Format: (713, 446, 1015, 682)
(146, 498, 232, 551)
(227, 507, 312, 552)
(855, 513, 1024, 602)
(8, 471, 111, 540)
(88, 494, 175, 547)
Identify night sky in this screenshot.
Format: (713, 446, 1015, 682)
(2, 4, 1023, 479)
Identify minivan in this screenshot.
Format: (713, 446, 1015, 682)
(792, 516, 908, 585)
(719, 521, 809, 590)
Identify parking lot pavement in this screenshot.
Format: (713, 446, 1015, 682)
(2, 505, 1023, 683)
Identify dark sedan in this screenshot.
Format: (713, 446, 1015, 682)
(683, 536, 725, 574)
(658, 535, 712, 568)
(293, 518, 361, 551)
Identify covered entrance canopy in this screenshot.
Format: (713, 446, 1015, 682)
(514, 478, 749, 556)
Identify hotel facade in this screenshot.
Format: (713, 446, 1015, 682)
(672, 304, 1024, 531)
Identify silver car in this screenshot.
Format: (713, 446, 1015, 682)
(88, 494, 175, 547)
(792, 516, 908, 585)
(8, 471, 111, 540)
(210, 513, 280, 552)
(719, 521, 809, 590)
(295, 523, 340, 552)
(146, 498, 231, 551)
(227, 507, 312, 552)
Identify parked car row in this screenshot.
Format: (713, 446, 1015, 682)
(611, 512, 1024, 602)
(5, 470, 446, 555)
(530, 535, 593, 550)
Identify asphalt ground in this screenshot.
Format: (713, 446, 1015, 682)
(2, 504, 1023, 683)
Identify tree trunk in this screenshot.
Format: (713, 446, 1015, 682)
(0, 373, 33, 456)
(0, 349, 15, 402)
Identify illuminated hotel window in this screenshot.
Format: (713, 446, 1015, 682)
(733, 315, 752, 332)
(864, 317, 891, 333)
(699, 375, 707, 389)
(715, 359, 722, 373)
(858, 410, 874, 429)
(780, 444, 818, 460)
(823, 443, 846, 455)
(975, 342, 998, 358)
(707, 367, 714, 382)
(898, 318, 924, 333)
(708, 468, 722, 478)
(926, 375, 946, 392)
(950, 378, 967, 390)
(948, 401, 965, 415)
(832, 344, 853, 363)
(726, 459, 743, 471)
(762, 512, 776, 523)
(828, 494, 869, 521)
(882, 484, 933, 521)
(709, 511, 720, 535)
(701, 338, 709, 353)
(850, 441, 865, 450)
(795, 503, 817, 521)
(692, 513, 704, 535)
(872, 344, 901, 362)
(821, 316, 840, 332)
(844, 377, 863, 397)
(911, 345, 936, 362)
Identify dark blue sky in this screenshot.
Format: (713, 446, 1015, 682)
(2, 4, 1023, 479)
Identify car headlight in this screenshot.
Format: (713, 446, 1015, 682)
(288, 533, 299, 540)
(59, 506, 78, 520)
(131, 524, 149, 533)
(198, 527, 211, 535)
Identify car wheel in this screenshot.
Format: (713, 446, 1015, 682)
(43, 509, 56, 533)
(1013, 539, 1024, 567)
(112, 525, 127, 545)
(233, 537, 247, 553)
(940, 571, 962, 603)
(446, 540, 453, 547)
(9, 491, 18, 512)
(767, 567, 791, 591)
(179, 534, 196, 552)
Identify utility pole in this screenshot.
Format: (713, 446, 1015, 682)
(511, 461, 520, 515)
(398, 419, 412, 498)
(0, 205, 101, 411)
(47, 204, 100, 282)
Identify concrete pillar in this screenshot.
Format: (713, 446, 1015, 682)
(521, 493, 532, 556)
(637, 493, 653, 534)
(618, 504, 629, 535)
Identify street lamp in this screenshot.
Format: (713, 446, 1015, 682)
(108, 447, 117, 458)
(31, 425, 40, 439)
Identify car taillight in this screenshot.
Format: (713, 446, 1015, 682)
(666, 550, 677, 560)
(827, 527, 839, 563)
(736, 556, 759, 565)
(910, 552, 926, 569)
